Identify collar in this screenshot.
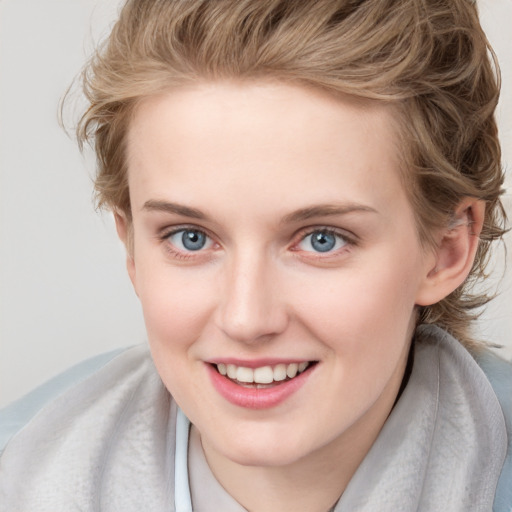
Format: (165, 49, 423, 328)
(178, 326, 507, 512)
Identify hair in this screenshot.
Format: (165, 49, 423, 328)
(76, 0, 506, 349)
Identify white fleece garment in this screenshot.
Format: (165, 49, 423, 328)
(0, 325, 508, 511)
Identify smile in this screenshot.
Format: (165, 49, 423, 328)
(215, 362, 311, 387)
(207, 360, 317, 409)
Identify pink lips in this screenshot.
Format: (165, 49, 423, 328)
(206, 362, 314, 410)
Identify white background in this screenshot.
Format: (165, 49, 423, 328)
(1, 0, 511, 407)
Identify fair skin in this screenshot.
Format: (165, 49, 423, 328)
(116, 81, 483, 512)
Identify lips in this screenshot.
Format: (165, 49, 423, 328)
(207, 359, 317, 409)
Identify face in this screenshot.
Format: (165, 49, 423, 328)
(123, 81, 437, 469)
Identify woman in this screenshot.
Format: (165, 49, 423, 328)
(1, 1, 511, 510)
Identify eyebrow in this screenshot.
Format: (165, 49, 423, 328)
(143, 200, 207, 219)
(281, 203, 378, 224)
(142, 199, 377, 223)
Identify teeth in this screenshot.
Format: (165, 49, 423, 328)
(216, 361, 311, 384)
(236, 366, 254, 383)
(273, 364, 287, 382)
(286, 363, 298, 379)
(227, 364, 237, 379)
(253, 366, 274, 384)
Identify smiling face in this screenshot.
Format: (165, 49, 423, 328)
(122, 81, 438, 470)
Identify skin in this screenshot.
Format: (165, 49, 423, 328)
(116, 81, 483, 512)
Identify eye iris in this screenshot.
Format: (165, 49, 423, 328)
(311, 232, 336, 252)
(182, 230, 206, 251)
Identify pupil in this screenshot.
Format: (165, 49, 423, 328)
(182, 230, 206, 251)
(311, 232, 335, 252)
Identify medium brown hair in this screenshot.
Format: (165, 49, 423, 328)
(76, 0, 507, 348)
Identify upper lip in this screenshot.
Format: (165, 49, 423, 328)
(205, 358, 315, 368)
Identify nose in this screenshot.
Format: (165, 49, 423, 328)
(215, 251, 289, 344)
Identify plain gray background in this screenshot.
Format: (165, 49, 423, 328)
(1, 0, 511, 407)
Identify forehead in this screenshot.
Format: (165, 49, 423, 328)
(126, 81, 409, 222)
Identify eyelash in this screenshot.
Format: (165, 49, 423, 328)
(159, 225, 217, 261)
(292, 227, 356, 258)
(158, 225, 357, 261)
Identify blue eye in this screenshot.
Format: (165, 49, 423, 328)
(167, 229, 212, 251)
(298, 230, 347, 253)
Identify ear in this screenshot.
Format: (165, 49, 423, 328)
(114, 211, 138, 295)
(415, 198, 485, 306)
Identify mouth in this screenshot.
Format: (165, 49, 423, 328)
(207, 359, 318, 409)
(212, 361, 317, 389)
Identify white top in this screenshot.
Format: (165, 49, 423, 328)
(0, 325, 511, 511)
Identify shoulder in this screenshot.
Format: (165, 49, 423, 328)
(473, 347, 512, 410)
(416, 325, 512, 511)
(0, 345, 144, 453)
(0, 344, 177, 510)
(472, 346, 512, 439)
(472, 347, 512, 512)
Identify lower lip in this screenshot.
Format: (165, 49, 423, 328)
(206, 364, 314, 410)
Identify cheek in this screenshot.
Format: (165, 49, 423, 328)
(291, 253, 421, 358)
(293, 264, 418, 419)
(135, 262, 217, 349)
(134, 264, 219, 406)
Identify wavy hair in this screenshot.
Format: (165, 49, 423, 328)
(76, 0, 507, 348)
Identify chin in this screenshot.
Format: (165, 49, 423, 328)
(214, 430, 316, 468)
(230, 450, 302, 468)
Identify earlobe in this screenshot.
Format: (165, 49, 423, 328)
(415, 199, 485, 306)
(114, 211, 138, 294)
